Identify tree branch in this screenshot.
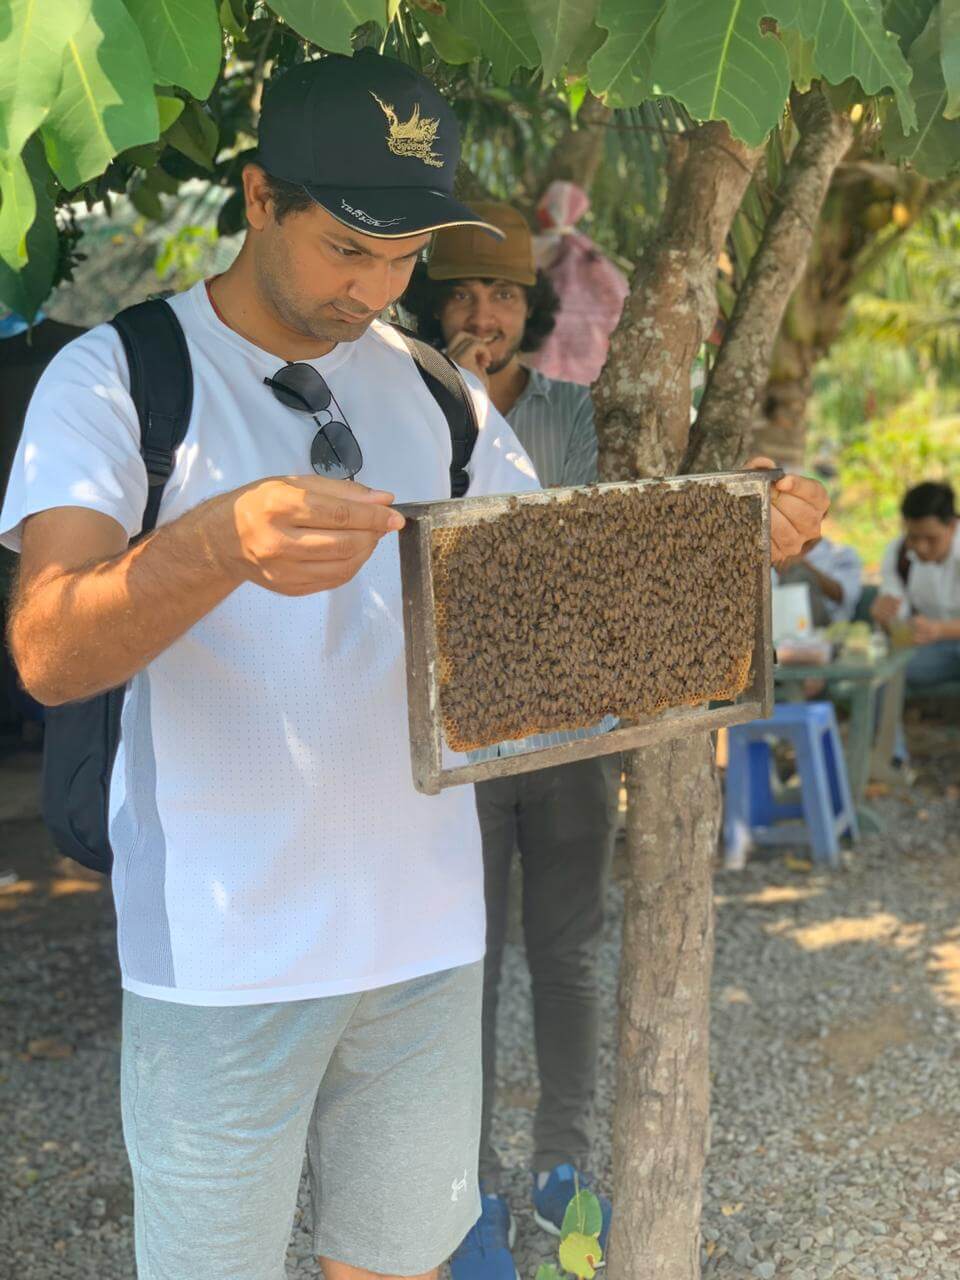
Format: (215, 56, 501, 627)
(682, 87, 854, 474)
(593, 121, 763, 482)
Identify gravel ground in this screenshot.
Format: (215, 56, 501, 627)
(1, 709, 959, 1279)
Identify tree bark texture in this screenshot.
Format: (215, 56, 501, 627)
(684, 89, 853, 474)
(610, 737, 719, 1280)
(594, 124, 760, 1280)
(540, 91, 612, 195)
(593, 123, 762, 481)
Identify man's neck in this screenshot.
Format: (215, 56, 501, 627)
(487, 358, 529, 417)
(208, 249, 338, 363)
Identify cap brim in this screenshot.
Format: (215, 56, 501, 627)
(303, 184, 506, 240)
(426, 262, 537, 286)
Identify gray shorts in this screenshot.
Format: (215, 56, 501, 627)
(120, 963, 483, 1279)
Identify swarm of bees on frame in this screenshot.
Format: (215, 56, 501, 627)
(431, 486, 760, 752)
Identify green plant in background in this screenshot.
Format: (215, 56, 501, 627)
(155, 224, 221, 291)
(808, 206, 960, 570)
(534, 1187, 605, 1280)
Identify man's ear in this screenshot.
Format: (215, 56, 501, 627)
(243, 163, 272, 232)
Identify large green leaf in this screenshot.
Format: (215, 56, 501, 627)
(768, 0, 917, 132)
(587, 0, 664, 107)
(942, 0, 960, 117)
(882, 6, 960, 173)
(414, 8, 480, 64)
(40, 0, 158, 190)
(0, 149, 34, 268)
(124, 0, 223, 100)
(0, 138, 57, 319)
(444, 0, 540, 84)
(883, 0, 936, 50)
(651, 0, 790, 145)
(0, 0, 90, 156)
(267, 1, 388, 54)
(524, 0, 601, 83)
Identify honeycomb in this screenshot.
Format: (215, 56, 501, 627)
(431, 485, 760, 752)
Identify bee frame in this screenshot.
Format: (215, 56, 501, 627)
(397, 470, 779, 796)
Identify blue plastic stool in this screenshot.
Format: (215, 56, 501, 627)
(724, 702, 859, 869)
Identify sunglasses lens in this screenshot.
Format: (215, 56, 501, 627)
(311, 422, 363, 479)
(267, 364, 333, 413)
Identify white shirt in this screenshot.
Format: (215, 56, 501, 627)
(879, 526, 960, 621)
(0, 282, 539, 1005)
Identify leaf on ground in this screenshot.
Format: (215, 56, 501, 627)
(27, 1037, 74, 1060)
(561, 1188, 604, 1240)
(558, 1231, 602, 1279)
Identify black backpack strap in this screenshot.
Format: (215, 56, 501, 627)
(394, 328, 479, 498)
(896, 537, 912, 586)
(111, 299, 193, 533)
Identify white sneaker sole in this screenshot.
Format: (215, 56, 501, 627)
(533, 1209, 562, 1238)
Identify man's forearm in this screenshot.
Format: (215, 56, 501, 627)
(804, 562, 844, 603)
(10, 496, 241, 706)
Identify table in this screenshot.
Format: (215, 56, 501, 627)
(773, 649, 912, 833)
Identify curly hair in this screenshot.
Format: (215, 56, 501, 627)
(400, 261, 560, 353)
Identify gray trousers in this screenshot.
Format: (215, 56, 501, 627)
(475, 753, 621, 1179)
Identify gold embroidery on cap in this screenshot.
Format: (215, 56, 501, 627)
(370, 92, 443, 169)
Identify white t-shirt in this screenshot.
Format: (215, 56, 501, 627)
(0, 282, 539, 1005)
(879, 526, 960, 621)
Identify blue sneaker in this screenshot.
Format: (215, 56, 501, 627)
(532, 1164, 612, 1253)
(450, 1193, 519, 1280)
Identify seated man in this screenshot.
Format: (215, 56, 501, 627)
(872, 481, 960, 761)
(776, 534, 862, 626)
(872, 481, 960, 679)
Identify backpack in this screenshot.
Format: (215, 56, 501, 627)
(40, 297, 479, 874)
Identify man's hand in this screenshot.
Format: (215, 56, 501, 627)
(211, 475, 405, 597)
(444, 330, 494, 387)
(871, 593, 903, 628)
(911, 615, 943, 646)
(745, 456, 829, 566)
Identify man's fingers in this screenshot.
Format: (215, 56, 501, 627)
(284, 528, 382, 561)
(771, 490, 824, 537)
(745, 455, 777, 472)
(290, 475, 397, 505)
(294, 493, 405, 533)
(774, 473, 829, 514)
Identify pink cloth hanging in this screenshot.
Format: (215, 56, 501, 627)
(526, 181, 630, 386)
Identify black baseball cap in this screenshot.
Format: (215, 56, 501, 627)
(257, 50, 503, 241)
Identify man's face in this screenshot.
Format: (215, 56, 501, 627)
(905, 515, 957, 562)
(436, 278, 530, 374)
(245, 167, 430, 344)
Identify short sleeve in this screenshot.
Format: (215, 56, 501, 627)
(0, 323, 148, 553)
(457, 368, 541, 497)
(560, 389, 599, 487)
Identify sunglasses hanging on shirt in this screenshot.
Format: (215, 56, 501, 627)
(263, 363, 363, 480)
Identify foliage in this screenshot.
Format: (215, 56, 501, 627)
(807, 208, 960, 569)
(1, 0, 959, 320)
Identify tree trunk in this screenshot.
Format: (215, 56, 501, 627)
(593, 122, 762, 1280)
(684, 88, 853, 473)
(594, 122, 762, 481)
(540, 91, 612, 194)
(611, 735, 719, 1280)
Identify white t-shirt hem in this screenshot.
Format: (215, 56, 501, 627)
(121, 944, 486, 1007)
